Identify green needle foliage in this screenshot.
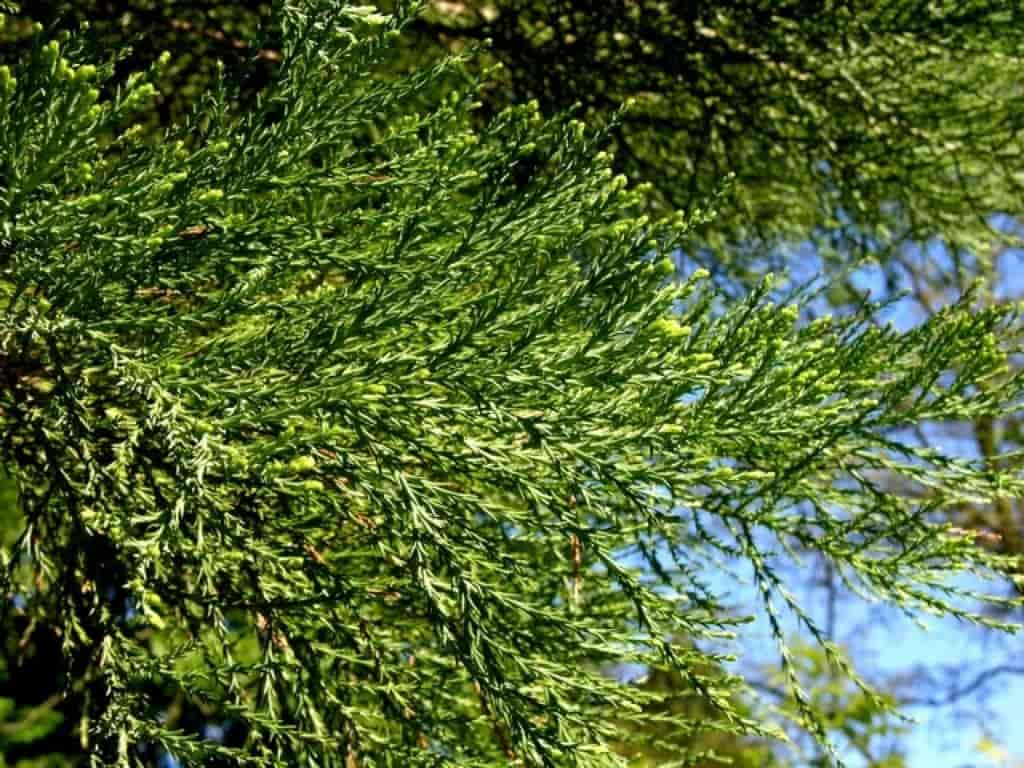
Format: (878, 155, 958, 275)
(0, 2, 1023, 766)
(14, 1, 1024, 285)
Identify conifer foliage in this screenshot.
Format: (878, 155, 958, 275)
(0, 2, 1022, 765)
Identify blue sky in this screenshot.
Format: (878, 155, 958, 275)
(665, 234, 1024, 767)
(746, 563, 1024, 767)
(768, 240, 1024, 767)
(867, 242, 1024, 768)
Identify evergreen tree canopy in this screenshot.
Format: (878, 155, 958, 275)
(0, 2, 1022, 765)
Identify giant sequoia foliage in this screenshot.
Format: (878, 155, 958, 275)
(0, 2, 1023, 766)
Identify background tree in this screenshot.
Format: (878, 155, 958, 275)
(409, 1, 1024, 281)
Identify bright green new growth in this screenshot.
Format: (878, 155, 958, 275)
(0, 2, 1022, 766)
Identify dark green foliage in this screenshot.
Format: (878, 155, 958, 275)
(413, 0, 1024, 284)
(0, 471, 81, 768)
(0, 3, 1022, 766)
(0, 1, 274, 127)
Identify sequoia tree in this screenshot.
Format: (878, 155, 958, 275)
(1, 2, 1023, 767)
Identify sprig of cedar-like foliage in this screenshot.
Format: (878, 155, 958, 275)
(0, 2, 1022, 766)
